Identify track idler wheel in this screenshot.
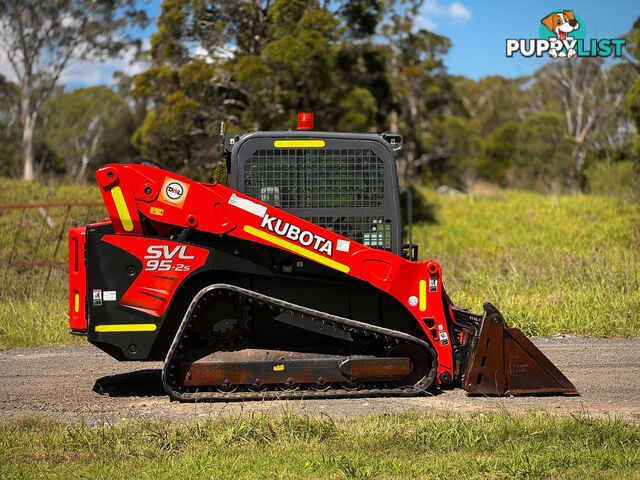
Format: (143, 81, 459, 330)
(310, 379, 332, 391)
(192, 293, 250, 347)
(339, 380, 363, 391)
(387, 343, 435, 389)
(215, 382, 238, 393)
(278, 380, 300, 391)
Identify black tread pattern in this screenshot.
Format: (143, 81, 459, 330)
(162, 284, 439, 402)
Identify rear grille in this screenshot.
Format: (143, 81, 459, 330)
(244, 148, 385, 208)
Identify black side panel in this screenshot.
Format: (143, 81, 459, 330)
(86, 227, 153, 360)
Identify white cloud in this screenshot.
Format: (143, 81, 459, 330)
(415, 0, 472, 31)
(0, 50, 16, 81)
(60, 39, 151, 87)
(190, 42, 235, 62)
(0, 38, 151, 88)
(414, 15, 438, 32)
(420, 0, 444, 15)
(449, 2, 471, 23)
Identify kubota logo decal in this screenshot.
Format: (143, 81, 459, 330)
(159, 177, 190, 208)
(260, 213, 333, 256)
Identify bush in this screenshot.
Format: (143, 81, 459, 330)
(585, 160, 639, 203)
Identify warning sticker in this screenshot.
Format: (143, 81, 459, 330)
(103, 291, 117, 301)
(429, 277, 438, 292)
(228, 193, 267, 217)
(92, 289, 102, 306)
(439, 331, 449, 346)
(150, 206, 164, 216)
(336, 239, 351, 253)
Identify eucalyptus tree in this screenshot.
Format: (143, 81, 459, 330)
(0, 0, 147, 180)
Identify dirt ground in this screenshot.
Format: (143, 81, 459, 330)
(1, 337, 638, 424)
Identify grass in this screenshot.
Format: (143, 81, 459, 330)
(0, 177, 101, 205)
(0, 178, 103, 349)
(0, 410, 639, 479)
(414, 189, 640, 337)
(0, 180, 639, 348)
(0, 297, 84, 349)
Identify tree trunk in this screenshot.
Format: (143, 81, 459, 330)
(21, 111, 36, 181)
(20, 78, 36, 181)
(78, 154, 90, 181)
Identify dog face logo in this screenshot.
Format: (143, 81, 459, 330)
(540, 10, 581, 58)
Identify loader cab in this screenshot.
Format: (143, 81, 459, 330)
(223, 123, 408, 257)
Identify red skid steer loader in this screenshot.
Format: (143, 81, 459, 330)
(69, 115, 577, 401)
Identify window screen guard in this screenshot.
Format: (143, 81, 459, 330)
(236, 141, 399, 253)
(243, 148, 385, 209)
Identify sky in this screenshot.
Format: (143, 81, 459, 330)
(1, 0, 639, 87)
(431, 0, 640, 79)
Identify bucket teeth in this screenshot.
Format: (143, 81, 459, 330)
(462, 303, 578, 396)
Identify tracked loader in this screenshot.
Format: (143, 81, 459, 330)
(68, 113, 577, 401)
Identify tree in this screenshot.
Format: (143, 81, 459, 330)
(476, 121, 519, 186)
(530, 59, 635, 190)
(0, 0, 147, 180)
(0, 74, 21, 176)
(41, 87, 136, 181)
(441, 115, 481, 197)
(452, 75, 528, 138)
(627, 76, 640, 155)
(622, 16, 640, 72)
(133, 0, 372, 175)
(510, 113, 575, 194)
(132, 0, 246, 175)
(132, 0, 457, 182)
(444, 76, 527, 189)
(381, 4, 454, 181)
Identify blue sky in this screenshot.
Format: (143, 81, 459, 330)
(433, 0, 640, 79)
(2, 0, 637, 86)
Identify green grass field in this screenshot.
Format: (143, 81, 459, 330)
(1, 410, 638, 479)
(414, 189, 640, 337)
(0, 178, 102, 349)
(0, 181, 638, 349)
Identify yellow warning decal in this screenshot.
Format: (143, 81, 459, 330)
(111, 186, 134, 232)
(244, 225, 350, 274)
(273, 364, 285, 371)
(150, 206, 164, 216)
(95, 324, 157, 333)
(274, 140, 325, 148)
(419, 280, 427, 312)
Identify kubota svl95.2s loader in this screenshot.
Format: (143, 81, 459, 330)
(68, 114, 577, 401)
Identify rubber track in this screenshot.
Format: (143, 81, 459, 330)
(162, 284, 439, 402)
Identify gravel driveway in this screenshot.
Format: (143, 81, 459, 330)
(1, 337, 638, 423)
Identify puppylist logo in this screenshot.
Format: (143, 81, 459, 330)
(507, 10, 625, 59)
